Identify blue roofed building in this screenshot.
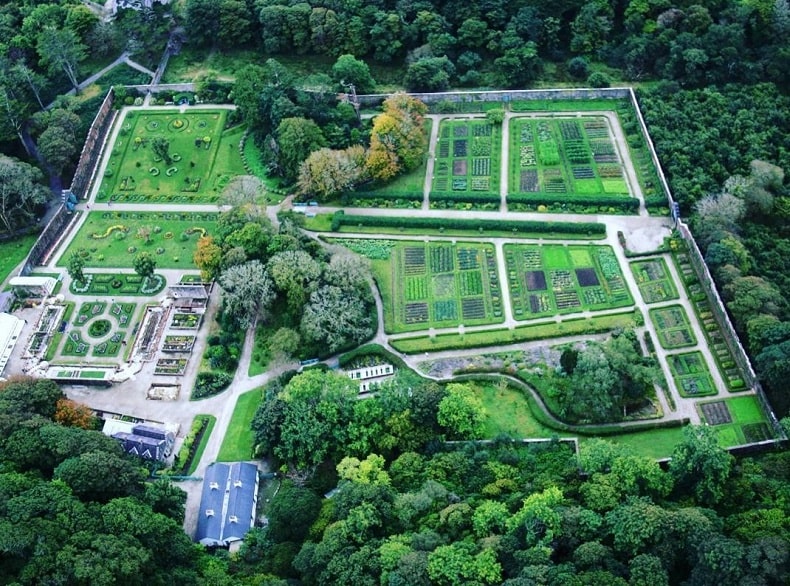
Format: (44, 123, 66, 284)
(196, 462, 259, 547)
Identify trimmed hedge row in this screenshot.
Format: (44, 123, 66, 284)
(173, 415, 211, 473)
(331, 211, 605, 236)
(430, 192, 501, 204)
(508, 193, 640, 212)
(390, 311, 637, 354)
(342, 191, 424, 203)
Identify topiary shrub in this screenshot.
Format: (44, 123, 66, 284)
(192, 371, 233, 399)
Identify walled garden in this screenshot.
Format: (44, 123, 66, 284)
(504, 244, 633, 319)
(698, 396, 773, 445)
(97, 109, 246, 204)
(57, 211, 217, 269)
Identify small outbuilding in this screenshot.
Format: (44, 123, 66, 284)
(111, 423, 175, 461)
(9, 276, 57, 298)
(196, 462, 259, 547)
(168, 284, 210, 309)
(0, 312, 24, 378)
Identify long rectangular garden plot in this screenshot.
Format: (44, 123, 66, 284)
(630, 258, 679, 304)
(504, 243, 633, 319)
(667, 351, 717, 398)
(386, 241, 503, 332)
(430, 119, 501, 207)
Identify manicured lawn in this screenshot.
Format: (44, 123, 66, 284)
(504, 243, 633, 320)
(479, 382, 570, 438)
(391, 311, 638, 353)
(98, 108, 246, 204)
(698, 395, 775, 446)
(601, 426, 685, 459)
(217, 389, 262, 462)
(367, 240, 504, 333)
(57, 211, 217, 269)
(0, 233, 38, 284)
(727, 395, 765, 422)
(630, 258, 679, 304)
(187, 415, 216, 476)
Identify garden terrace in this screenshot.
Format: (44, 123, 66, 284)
(698, 396, 773, 446)
(98, 108, 246, 204)
(430, 119, 501, 209)
(55, 301, 134, 359)
(630, 258, 679, 304)
(667, 351, 717, 398)
(134, 307, 168, 361)
(503, 244, 633, 319)
(57, 211, 217, 269)
(508, 116, 634, 213)
(649, 305, 697, 350)
(362, 240, 504, 333)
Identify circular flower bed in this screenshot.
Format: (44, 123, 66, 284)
(166, 167, 178, 176)
(163, 231, 174, 239)
(169, 119, 188, 131)
(156, 247, 165, 254)
(88, 319, 111, 338)
(146, 120, 160, 131)
(196, 120, 208, 129)
(149, 167, 160, 176)
(127, 246, 137, 253)
(111, 279, 123, 289)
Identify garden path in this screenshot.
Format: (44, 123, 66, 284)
(423, 115, 443, 210)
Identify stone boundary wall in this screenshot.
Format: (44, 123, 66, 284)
(70, 88, 117, 199)
(19, 205, 73, 276)
(627, 88, 785, 441)
(357, 87, 631, 107)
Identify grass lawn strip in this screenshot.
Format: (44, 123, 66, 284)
(187, 415, 216, 476)
(0, 234, 38, 284)
(504, 243, 633, 320)
(99, 109, 246, 204)
(216, 389, 263, 461)
(57, 211, 217, 269)
(391, 311, 637, 353)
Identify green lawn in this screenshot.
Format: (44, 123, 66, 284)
(510, 98, 630, 112)
(217, 390, 262, 462)
(187, 415, 217, 476)
(479, 382, 571, 438)
(0, 233, 38, 284)
(98, 108, 246, 204)
(727, 395, 765, 422)
(600, 426, 685, 459)
(56, 211, 217, 269)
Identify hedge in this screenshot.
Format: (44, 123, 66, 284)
(192, 371, 233, 399)
(507, 193, 639, 213)
(390, 311, 637, 353)
(342, 191, 424, 204)
(173, 415, 215, 473)
(430, 192, 501, 204)
(331, 211, 605, 236)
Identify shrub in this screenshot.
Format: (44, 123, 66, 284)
(587, 71, 612, 88)
(192, 371, 233, 399)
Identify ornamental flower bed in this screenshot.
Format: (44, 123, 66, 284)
(171, 312, 201, 329)
(162, 335, 195, 352)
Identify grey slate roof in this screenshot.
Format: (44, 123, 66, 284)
(196, 462, 259, 547)
(111, 424, 175, 461)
